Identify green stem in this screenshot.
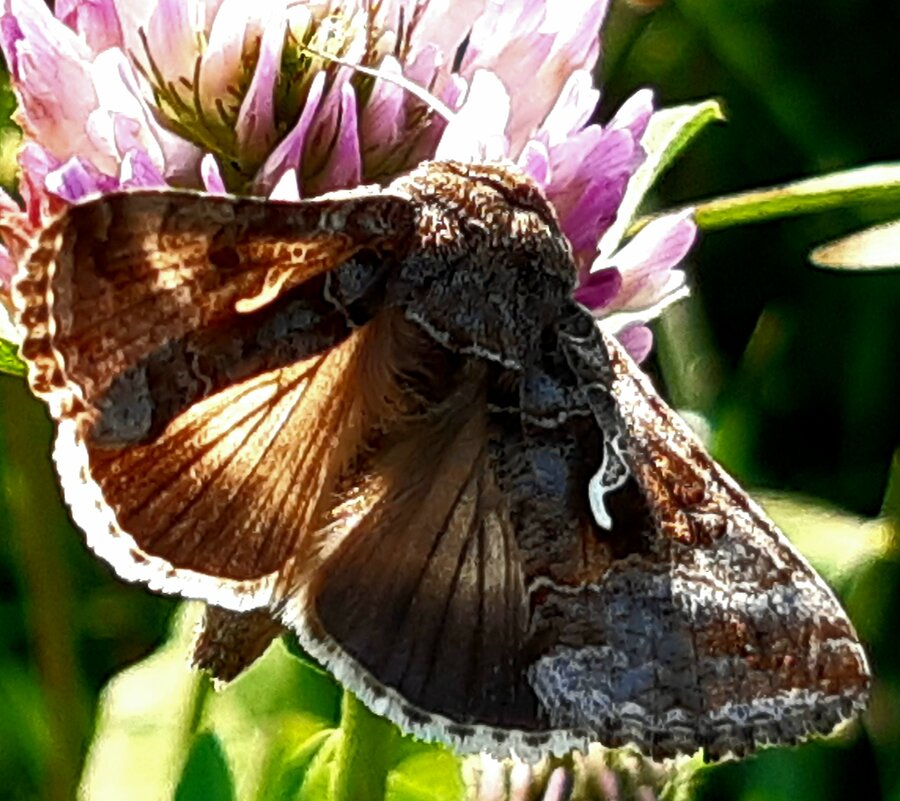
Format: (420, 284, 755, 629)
(881, 449, 900, 554)
(628, 162, 900, 240)
(184, 663, 213, 739)
(0, 376, 90, 801)
(688, 163, 900, 231)
(330, 692, 398, 801)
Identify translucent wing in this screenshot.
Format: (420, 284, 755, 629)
(294, 367, 547, 739)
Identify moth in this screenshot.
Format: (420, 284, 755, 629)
(13, 159, 869, 760)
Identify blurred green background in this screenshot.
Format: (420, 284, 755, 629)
(1, 0, 900, 799)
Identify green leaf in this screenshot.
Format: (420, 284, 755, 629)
(79, 606, 208, 801)
(881, 448, 900, 534)
(0, 338, 25, 378)
(200, 638, 340, 800)
(80, 606, 342, 801)
(329, 692, 401, 801)
(686, 162, 900, 230)
(80, 603, 461, 801)
(175, 732, 235, 801)
(599, 98, 725, 254)
(639, 100, 726, 194)
(810, 219, 900, 270)
(322, 692, 466, 801)
(256, 728, 334, 801)
(387, 747, 464, 801)
(660, 752, 709, 801)
(296, 731, 339, 801)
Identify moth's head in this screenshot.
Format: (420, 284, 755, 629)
(390, 160, 577, 290)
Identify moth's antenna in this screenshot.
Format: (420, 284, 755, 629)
(302, 46, 457, 125)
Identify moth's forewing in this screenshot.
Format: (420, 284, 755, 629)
(17, 190, 414, 423)
(13, 189, 415, 610)
(554, 323, 870, 758)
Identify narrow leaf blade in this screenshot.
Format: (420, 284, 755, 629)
(600, 99, 724, 255)
(689, 162, 900, 230)
(810, 219, 900, 270)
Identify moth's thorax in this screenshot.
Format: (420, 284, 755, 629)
(387, 160, 577, 366)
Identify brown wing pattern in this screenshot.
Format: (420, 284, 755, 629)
(14, 189, 413, 421)
(533, 318, 872, 758)
(13, 190, 415, 609)
(301, 380, 539, 731)
(52, 329, 371, 609)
